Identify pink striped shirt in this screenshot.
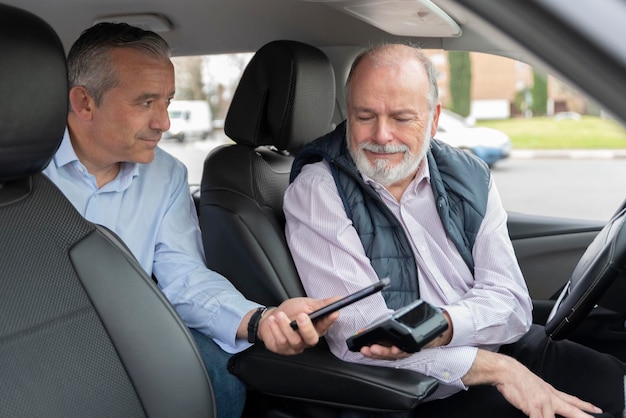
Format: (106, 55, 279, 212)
(284, 158, 532, 399)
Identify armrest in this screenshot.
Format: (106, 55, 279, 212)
(228, 344, 438, 412)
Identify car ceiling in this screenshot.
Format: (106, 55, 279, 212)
(3, 0, 626, 124)
(7, 0, 518, 57)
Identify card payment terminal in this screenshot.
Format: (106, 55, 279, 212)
(346, 299, 448, 353)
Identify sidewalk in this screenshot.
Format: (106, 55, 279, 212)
(511, 149, 626, 159)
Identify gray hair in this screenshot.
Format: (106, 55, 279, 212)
(67, 22, 171, 107)
(345, 43, 439, 111)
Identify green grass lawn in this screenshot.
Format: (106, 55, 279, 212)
(477, 116, 626, 149)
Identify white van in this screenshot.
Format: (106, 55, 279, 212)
(164, 100, 213, 142)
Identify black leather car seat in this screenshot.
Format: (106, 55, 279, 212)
(200, 39, 335, 305)
(200, 40, 438, 417)
(0, 4, 216, 417)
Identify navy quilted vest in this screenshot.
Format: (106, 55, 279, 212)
(290, 121, 490, 309)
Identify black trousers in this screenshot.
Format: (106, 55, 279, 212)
(413, 325, 625, 418)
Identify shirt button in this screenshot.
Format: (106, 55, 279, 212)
(442, 371, 451, 380)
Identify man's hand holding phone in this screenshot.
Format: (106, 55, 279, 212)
(258, 296, 342, 354)
(290, 278, 391, 330)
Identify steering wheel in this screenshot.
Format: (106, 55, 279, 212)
(545, 206, 626, 340)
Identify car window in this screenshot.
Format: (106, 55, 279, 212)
(159, 54, 251, 184)
(412, 49, 626, 222)
(163, 51, 626, 223)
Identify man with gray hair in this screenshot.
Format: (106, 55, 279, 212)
(44, 22, 339, 417)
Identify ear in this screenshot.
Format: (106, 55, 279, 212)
(69, 86, 95, 120)
(430, 103, 441, 138)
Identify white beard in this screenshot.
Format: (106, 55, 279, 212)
(348, 119, 432, 187)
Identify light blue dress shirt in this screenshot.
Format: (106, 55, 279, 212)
(44, 131, 259, 353)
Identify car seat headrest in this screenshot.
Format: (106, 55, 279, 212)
(0, 4, 68, 182)
(224, 40, 335, 154)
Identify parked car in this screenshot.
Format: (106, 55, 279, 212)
(436, 109, 512, 166)
(163, 100, 213, 142)
(2, 0, 626, 417)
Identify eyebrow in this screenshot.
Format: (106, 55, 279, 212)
(134, 91, 175, 103)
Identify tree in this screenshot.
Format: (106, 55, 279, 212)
(202, 53, 253, 120)
(512, 87, 532, 117)
(531, 68, 548, 116)
(448, 51, 472, 117)
(171, 56, 206, 100)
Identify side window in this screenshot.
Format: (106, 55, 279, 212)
(160, 53, 252, 185)
(424, 50, 626, 221)
(163, 51, 626, 222)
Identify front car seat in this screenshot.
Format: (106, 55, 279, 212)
(0, 4, 216, 417)
(200, 39, 438, 417)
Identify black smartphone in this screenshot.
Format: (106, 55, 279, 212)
(290, 277, 391, 330)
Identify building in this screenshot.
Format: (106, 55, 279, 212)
(424, 50, 588, 120)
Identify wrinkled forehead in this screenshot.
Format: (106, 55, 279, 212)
(348, 61, 430, 110)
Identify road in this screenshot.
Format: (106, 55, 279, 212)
(490, 157, 626, 221)
(492, 158, 626, 220)
(160, 134, 626, 222)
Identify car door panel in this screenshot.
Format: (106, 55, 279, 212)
(508, 212, 604, 301)
(507, 212, 626, 354)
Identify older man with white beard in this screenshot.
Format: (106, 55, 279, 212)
(283, 43, 626, 418)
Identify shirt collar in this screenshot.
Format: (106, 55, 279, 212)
(52, 128, 80, 168)
(53, 128, 140, 180)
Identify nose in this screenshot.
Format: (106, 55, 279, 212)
(373, 118, 393, 143)
(150, 101, 171, 133)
